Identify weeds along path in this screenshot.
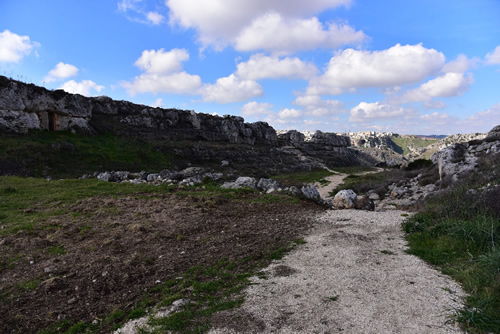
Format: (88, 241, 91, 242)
(210, 209, 466, 334)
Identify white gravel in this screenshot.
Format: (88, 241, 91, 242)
(209, 209, 466, 334)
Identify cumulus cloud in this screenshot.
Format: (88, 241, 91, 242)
(123, 72, 201, 95)
(307, 43, 445, 95)
(442, 54, 478, 73)
(279, 108, 302, 119)
(0, 30, 39, 63)
(401, 72, 474, 103)
(59, 80, 104, 97)
(236, 54, 318, 80)
(135, 48, 189, 74)
(293, 95, 345, 117)
(166, 0, 362, 53)
(485, 46, 500, 65)
(199, 74, 263, 103)
(44, 62, 79, 83)
(349, 102, 415, 123)
(123, 48, 202, 95)
(241, 101, 274, 118)
(234, 14, 365, 54)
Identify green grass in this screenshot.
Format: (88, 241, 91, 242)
(0, 131, 171, 178)
(403, 185, 500, 333)
(0, 176, 173, 236)
(330, 166, 377, 175)
(1, 175, 315, 333)
(271, 169, 335, 187)
(391, 135, 438, 156)
(329, 168, 405, 197)
(17, 279, 40, 291)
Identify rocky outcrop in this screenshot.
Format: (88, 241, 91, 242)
(277, 130, 378, 167)
(0, 76, 95, 134)
(346, 131, 401, 152)
(0, 76, 277, 145)
(432, 126, 500, 182)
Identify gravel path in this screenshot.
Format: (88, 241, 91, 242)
(210, 209, 466, 333)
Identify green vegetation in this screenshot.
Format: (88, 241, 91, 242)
(0, 176, 173, 236)
(403, 184, 500, 333)
(0, 131, 171, 178)
(329, 168, 406, 198)
(271, 169, 335, 187)
(391, 135, 437, 156)
(330, 166, 377, 175)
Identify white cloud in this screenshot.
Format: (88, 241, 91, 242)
(465, 103, 500, 131)
(117, 0, 142, 12)
(0, 30, 39, 63)
(424, 100, 446, 109)
(135, 48, 189, 74)
(146, 11, 164, 25)
(293, 94, 345, 116)
(401, 72, 474, 103)
(241, 101, 274, 118)
(485, 46, 500, 65)
(234, 13, 365, 54)
(442, 54, 478, 73)
(118, 0, 165, 25)
(123, 48, 202, 95)
(236, 54, 317, 80)
(166, 0, 360, 52)
(420, 112, 459, 127)
(200, 74, 263, 103)
(123, 72, 202, 95)
(349, 102, 415, 123)
(151, 98, 163, 108)
(59, 80, 104, 97)
(279, 108, 302, 119)
(44, 62, 79, 83)
(307, 43, 445, 95)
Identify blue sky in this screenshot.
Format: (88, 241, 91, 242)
(1, 0, 499, 135)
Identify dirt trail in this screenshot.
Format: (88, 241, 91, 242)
(313, 168, 383, 200)
(209, 172, 466, 334)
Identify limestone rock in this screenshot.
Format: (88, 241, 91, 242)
(257, 178, 283, 192)
(354, 195, 375, 211)
(332, 189, 357, 209)
(301, 185, 321, 201)
(221, 177, 257, 189)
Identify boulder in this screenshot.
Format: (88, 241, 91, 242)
(289, 186, 302, 196)
(354, 195, 375, 211)
(146, 173, 159, 182)
(221, 176, 257, 189)
(301, 184, 321, 201)
(257, 178, 283, 192)
(332, 189, 357, 209)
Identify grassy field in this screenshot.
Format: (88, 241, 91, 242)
(0, 131, 172, 178)
(0, 172, 323, 333)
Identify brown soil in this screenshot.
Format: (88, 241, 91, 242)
(0, 191, 320, 333)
